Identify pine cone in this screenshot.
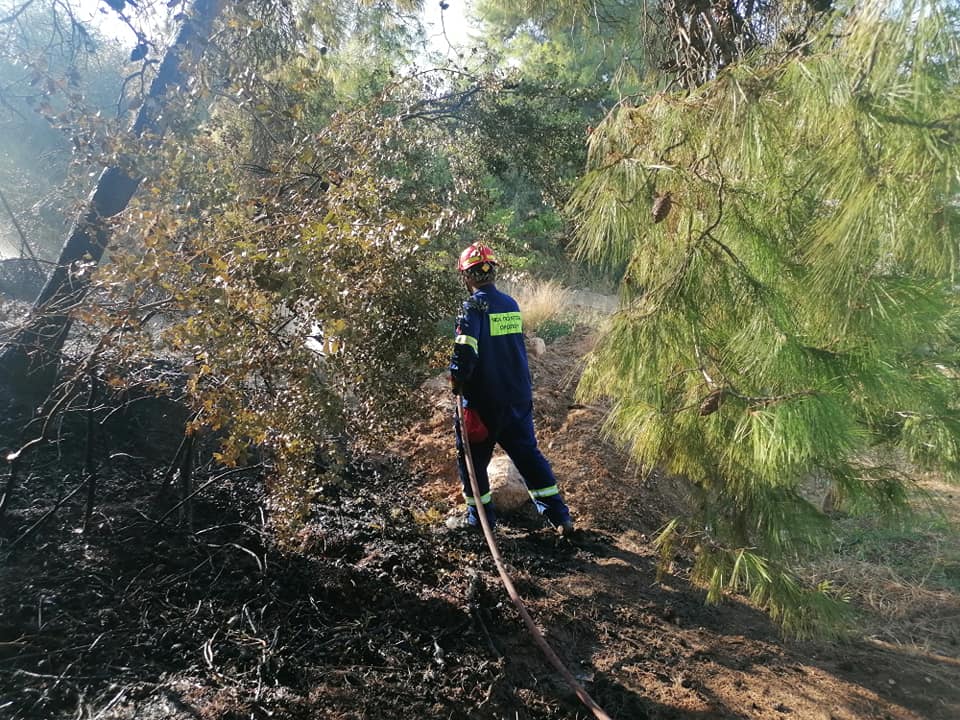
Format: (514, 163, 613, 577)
(698, 388, 727, 416)
(652, 191, 672, 223)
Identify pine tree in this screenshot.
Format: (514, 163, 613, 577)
(568, 0, 960, 636)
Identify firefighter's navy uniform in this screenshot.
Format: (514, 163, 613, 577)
(450, 284, 572, 529)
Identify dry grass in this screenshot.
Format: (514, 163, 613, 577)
(800, 475, 960, 654)
(504, 278, 572, 333)
(812, 557, 958, 650)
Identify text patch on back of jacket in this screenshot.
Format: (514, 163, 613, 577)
(489, 311, 522, 336)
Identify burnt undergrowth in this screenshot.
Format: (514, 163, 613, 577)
(0, 390, 601, 720)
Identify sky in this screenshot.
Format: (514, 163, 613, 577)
(423, 0, 475, 53)
(73, 0, 139, 43)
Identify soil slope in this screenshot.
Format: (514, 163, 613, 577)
(398, 325, 959, 720)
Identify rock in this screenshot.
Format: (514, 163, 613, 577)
(527, 336, 546, 357)
(421, 372, 456, 411)
(488, 453, 529, 513)
(421, 372, 450, 393)
(445, 515, 468, 530)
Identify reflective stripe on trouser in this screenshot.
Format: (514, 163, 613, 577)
(463, 492, 492, 507)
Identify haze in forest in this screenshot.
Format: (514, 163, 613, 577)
(0, 6, 958, 719)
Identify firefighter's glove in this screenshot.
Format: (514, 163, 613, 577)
(449, 374, 464, 396)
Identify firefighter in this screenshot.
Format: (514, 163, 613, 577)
(449, 242, 575, 536)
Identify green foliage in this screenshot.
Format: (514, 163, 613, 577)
(474, 0, 823, 92)
(300, 0, 424, 52)
(457, 75, 612, 284)
(456, 72, 600, 197)
(570, 0, 960, 635)
(93, 66, 468, 538)
(475, 0, 648, 97)
(472, 1, 715, 286)
(535, 317, 576, 343)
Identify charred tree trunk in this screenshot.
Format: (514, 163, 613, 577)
(0, 0, 226, 398)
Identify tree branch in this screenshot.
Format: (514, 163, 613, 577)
(0, 186, 42, 273)
(0, 0, 37, 24)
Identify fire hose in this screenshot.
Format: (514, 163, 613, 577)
(454, 400, 615, 720)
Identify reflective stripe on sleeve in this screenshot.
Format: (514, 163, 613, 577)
(454, 334, 478, 355)
(528, 485, 559, 499)
(463, 492, 492, 506)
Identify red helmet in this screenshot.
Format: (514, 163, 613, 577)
(457, 243, 498, 273)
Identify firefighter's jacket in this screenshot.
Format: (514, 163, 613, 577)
(450, 284, 531, 410)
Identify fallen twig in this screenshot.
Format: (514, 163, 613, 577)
(155, 463, 262, 525)
(6, 476, 89, 550)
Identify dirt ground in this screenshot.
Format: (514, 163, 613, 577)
(1, 323, 958, 719)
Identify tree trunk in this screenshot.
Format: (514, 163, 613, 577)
(0, 0, 226, 397)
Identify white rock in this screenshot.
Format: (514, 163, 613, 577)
(488, 453, 530, 513)
(527, 336, 546, 357)
(421, 373, 457, 411)
(421, 372, 449, 393)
